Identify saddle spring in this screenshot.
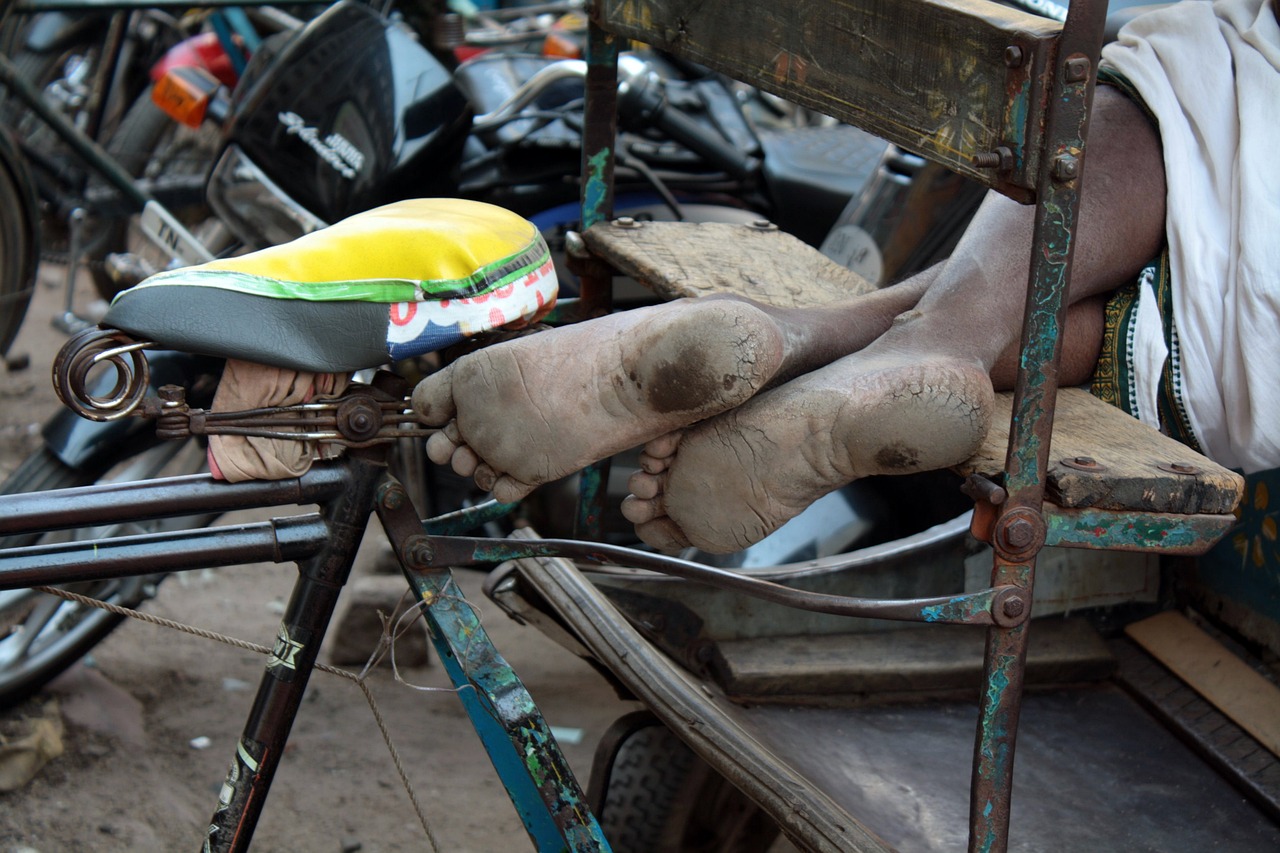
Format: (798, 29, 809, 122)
(53, 327, 423, 445)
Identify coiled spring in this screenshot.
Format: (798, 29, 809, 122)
(53, 328, 155, 422)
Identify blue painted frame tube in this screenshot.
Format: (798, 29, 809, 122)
(404, 567, 610, 852)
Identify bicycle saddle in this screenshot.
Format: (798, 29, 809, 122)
(104, 198, 558, 373)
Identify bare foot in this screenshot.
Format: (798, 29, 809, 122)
(412, 297, 786, 502)
(621, 350, 994, 553)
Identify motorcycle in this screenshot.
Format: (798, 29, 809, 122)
(0, 0, 893, 704)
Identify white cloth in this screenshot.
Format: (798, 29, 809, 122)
(1101, 0, 1280, 473)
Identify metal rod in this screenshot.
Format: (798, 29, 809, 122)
(0, 515, 329, 589)
(0, 463, 351, 537)
(969, 0, 1111, 848)
(203, 457, 385, 852)
(422, 535, 1011, 626)
(573, 19, 621, 541)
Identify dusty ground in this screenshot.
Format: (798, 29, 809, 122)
(0, 267, 638, 852)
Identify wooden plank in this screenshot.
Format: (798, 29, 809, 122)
(583, 220, 876, 307)
(596, 0, 1061, 199)
(957, 388, 1243, 515)
(1125, 611, 1280, 758)
(713, 618, 1113, 700)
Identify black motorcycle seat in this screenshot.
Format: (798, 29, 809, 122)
(104, 199, 558, 373)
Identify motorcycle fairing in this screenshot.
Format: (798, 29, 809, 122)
(103, 199, 558, 373)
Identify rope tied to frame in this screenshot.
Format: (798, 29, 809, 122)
(30, 584, 461, 853)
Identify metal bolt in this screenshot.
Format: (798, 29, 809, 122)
(158, 385, 186, 406)
(1004, 518, 1035, 548)
(1064, 55, 1091, 83)
(1052, 154, 1079, 182)
(1004, 45, 1024, 68)
(748, 219, 778, 231)
(1170, 462, 1198, 474)
(405, 538, 435, 568)
(973, 146, 1012, 172)
(564, 230, 587, 259)
(1002, 597, 1026, 619)
(612, 216, 641, 228)
(380, 485, 405, 511)
(1073, 456, 1096, 466)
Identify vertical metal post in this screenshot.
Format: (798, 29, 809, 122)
(968, 0, 1110, 850)
(203, 458, 381, 853)
(573, 18, 621, 540)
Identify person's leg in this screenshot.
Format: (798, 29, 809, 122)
(411, 267, 935, 502)
(623, 85, 1167, 553)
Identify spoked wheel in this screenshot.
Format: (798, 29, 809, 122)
(0, 130, 39, 358)
(590, 711, 783, 853)
(0, 437, 213, 707)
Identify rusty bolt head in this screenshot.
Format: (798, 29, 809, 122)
(380, 484, 406, 511)
(1004, 45, 1025, 68)
(1159, 461, 1202, 476)
(994, 508, 1045, 558)
(1052, 154, 1080, 182)
(1064, 55, 1091, 83)
(612, 216, 640, 228)
(1002, 597, 1026, 619)
(405, 538, 435, 568)
(158, 384, 186, 405)
(1004, 518, 1035, 548)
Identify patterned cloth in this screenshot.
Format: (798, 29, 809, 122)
(1094, 0, 1280, 473)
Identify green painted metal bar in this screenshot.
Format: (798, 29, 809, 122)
(1043, 507, 1236, 555)
(403, 567, 610, 852)
(970, 0, 1111, 849)
(573, 19, 621, 541)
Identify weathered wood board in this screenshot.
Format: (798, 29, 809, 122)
(713, 618, 1113, 700)
(583, 219, 876, 307)
(957, 388, 1244, 514)
(1126, 611, 1280, 758)
(595, 0, 1062, 198)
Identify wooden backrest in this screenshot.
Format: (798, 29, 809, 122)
(593, 0, 1065, 202)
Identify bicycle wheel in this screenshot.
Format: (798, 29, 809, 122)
(0, 437, 211, 707)
(591, 712, 783, 853)
(0, 130, 39, 358)
(87, 86, 229, 300)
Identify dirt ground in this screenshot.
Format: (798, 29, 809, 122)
(0, 267, 639, 852)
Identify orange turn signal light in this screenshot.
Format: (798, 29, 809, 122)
(153, 66, 222, 128)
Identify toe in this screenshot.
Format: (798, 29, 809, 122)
(492, 475, 536, 503)
(473, 462, 499, 492)
(642, 431, 683, 461)
(634, 517, 692, 553)
(411, 365, 457, 425)
(425, 430, 459, 465)
(620, 493, 664, 524)
(626, 469, 663, 500)
(451, 445, 480, 477)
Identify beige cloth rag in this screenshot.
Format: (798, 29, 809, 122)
(207, 359, 350, 482)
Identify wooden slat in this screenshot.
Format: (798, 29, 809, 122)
(596, 0, 1061, 199)
(583, 220, 876, 307)
(957, 388, 1244, 515)
(712, 618, 1113, 701)
(1126, 611, 1280, 758)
